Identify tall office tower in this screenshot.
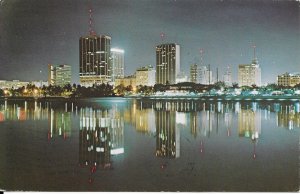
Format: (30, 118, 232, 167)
(223, 65, 232, 86)
(199, 65, 213, 85)
(48, 64, 71, 87)
(79, 35, 111, 86)
(190, 64, 198, 83)
(110, 48, 125, 83)
(156, 43, 180, 84)
(238, 45, 261, 87)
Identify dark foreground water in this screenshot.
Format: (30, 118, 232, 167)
(0, 98, 299, 191)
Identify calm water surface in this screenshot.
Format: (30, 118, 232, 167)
(0, 98, 299, 191)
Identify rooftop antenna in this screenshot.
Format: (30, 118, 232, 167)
(252, 44, 256, 59)
(199, 48, 204, 66)
(88, 1, 96, 36)
(160, 32, 165, 42)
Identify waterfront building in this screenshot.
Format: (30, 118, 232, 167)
(114, 75, 136, 91)
(135, 65, 156, 86)
(156, 43, 180, 84)
(48, 64, 71, 87)
(110, 48, 125, 83)
(79, 35, 111, 86)
(0, 80, 29, 89)
(277, 72, 300, 87)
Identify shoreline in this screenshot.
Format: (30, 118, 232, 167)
(0, 95, 299, 102)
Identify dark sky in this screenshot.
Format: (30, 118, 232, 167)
(0, 0, 299, 84)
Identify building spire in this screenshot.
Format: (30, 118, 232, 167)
(88, 1, 96, 36)
(160, 32, 165, 42)
(199, 48, 204, 66)
(251, 44, 258, 65)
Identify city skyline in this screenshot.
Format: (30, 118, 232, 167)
(0, 0, 299, 84)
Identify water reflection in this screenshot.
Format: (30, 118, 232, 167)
(155, 110, 180, 158)
(48, 109, 71, 140)
(78, 106, 124, 182)
(0, 99, 299, 190)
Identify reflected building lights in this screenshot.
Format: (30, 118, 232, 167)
(238, 109, 261, 140)
(48, 108, 71, 139)
(277, 106, 300, 130)
(79, 107, 124, 174)
(155, 110, 180, 158)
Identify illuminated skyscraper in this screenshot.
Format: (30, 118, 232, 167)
(238, 62, 261, 87)
(110, 48, 125, 83)
(156, 43, 180, 84)
(238, 46, 261, 87)
(79, 35, 111, 86)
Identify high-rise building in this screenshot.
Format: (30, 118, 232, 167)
(136, 65, 156, 86)
(110, 48, 125, 83)
(223, 65, 232, 86)
(238, 46, 261, 87)
(238, 60, 261, 87)
(156, 43, 180, 84)
(79, 35, 111, 86)
(277, 72, 300, 87)
(48, 64, 71, 87)
(190, 64, 198, 83)
(199, 65, 213, 85)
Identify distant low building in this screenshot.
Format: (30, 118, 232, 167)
(30, 81, 48, 88)
(0, 80, 29, 89)
(277, 72, 300, 87)
(135, 65, 155, 86)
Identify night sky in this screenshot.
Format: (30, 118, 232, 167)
(0, 0, 299, 84)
